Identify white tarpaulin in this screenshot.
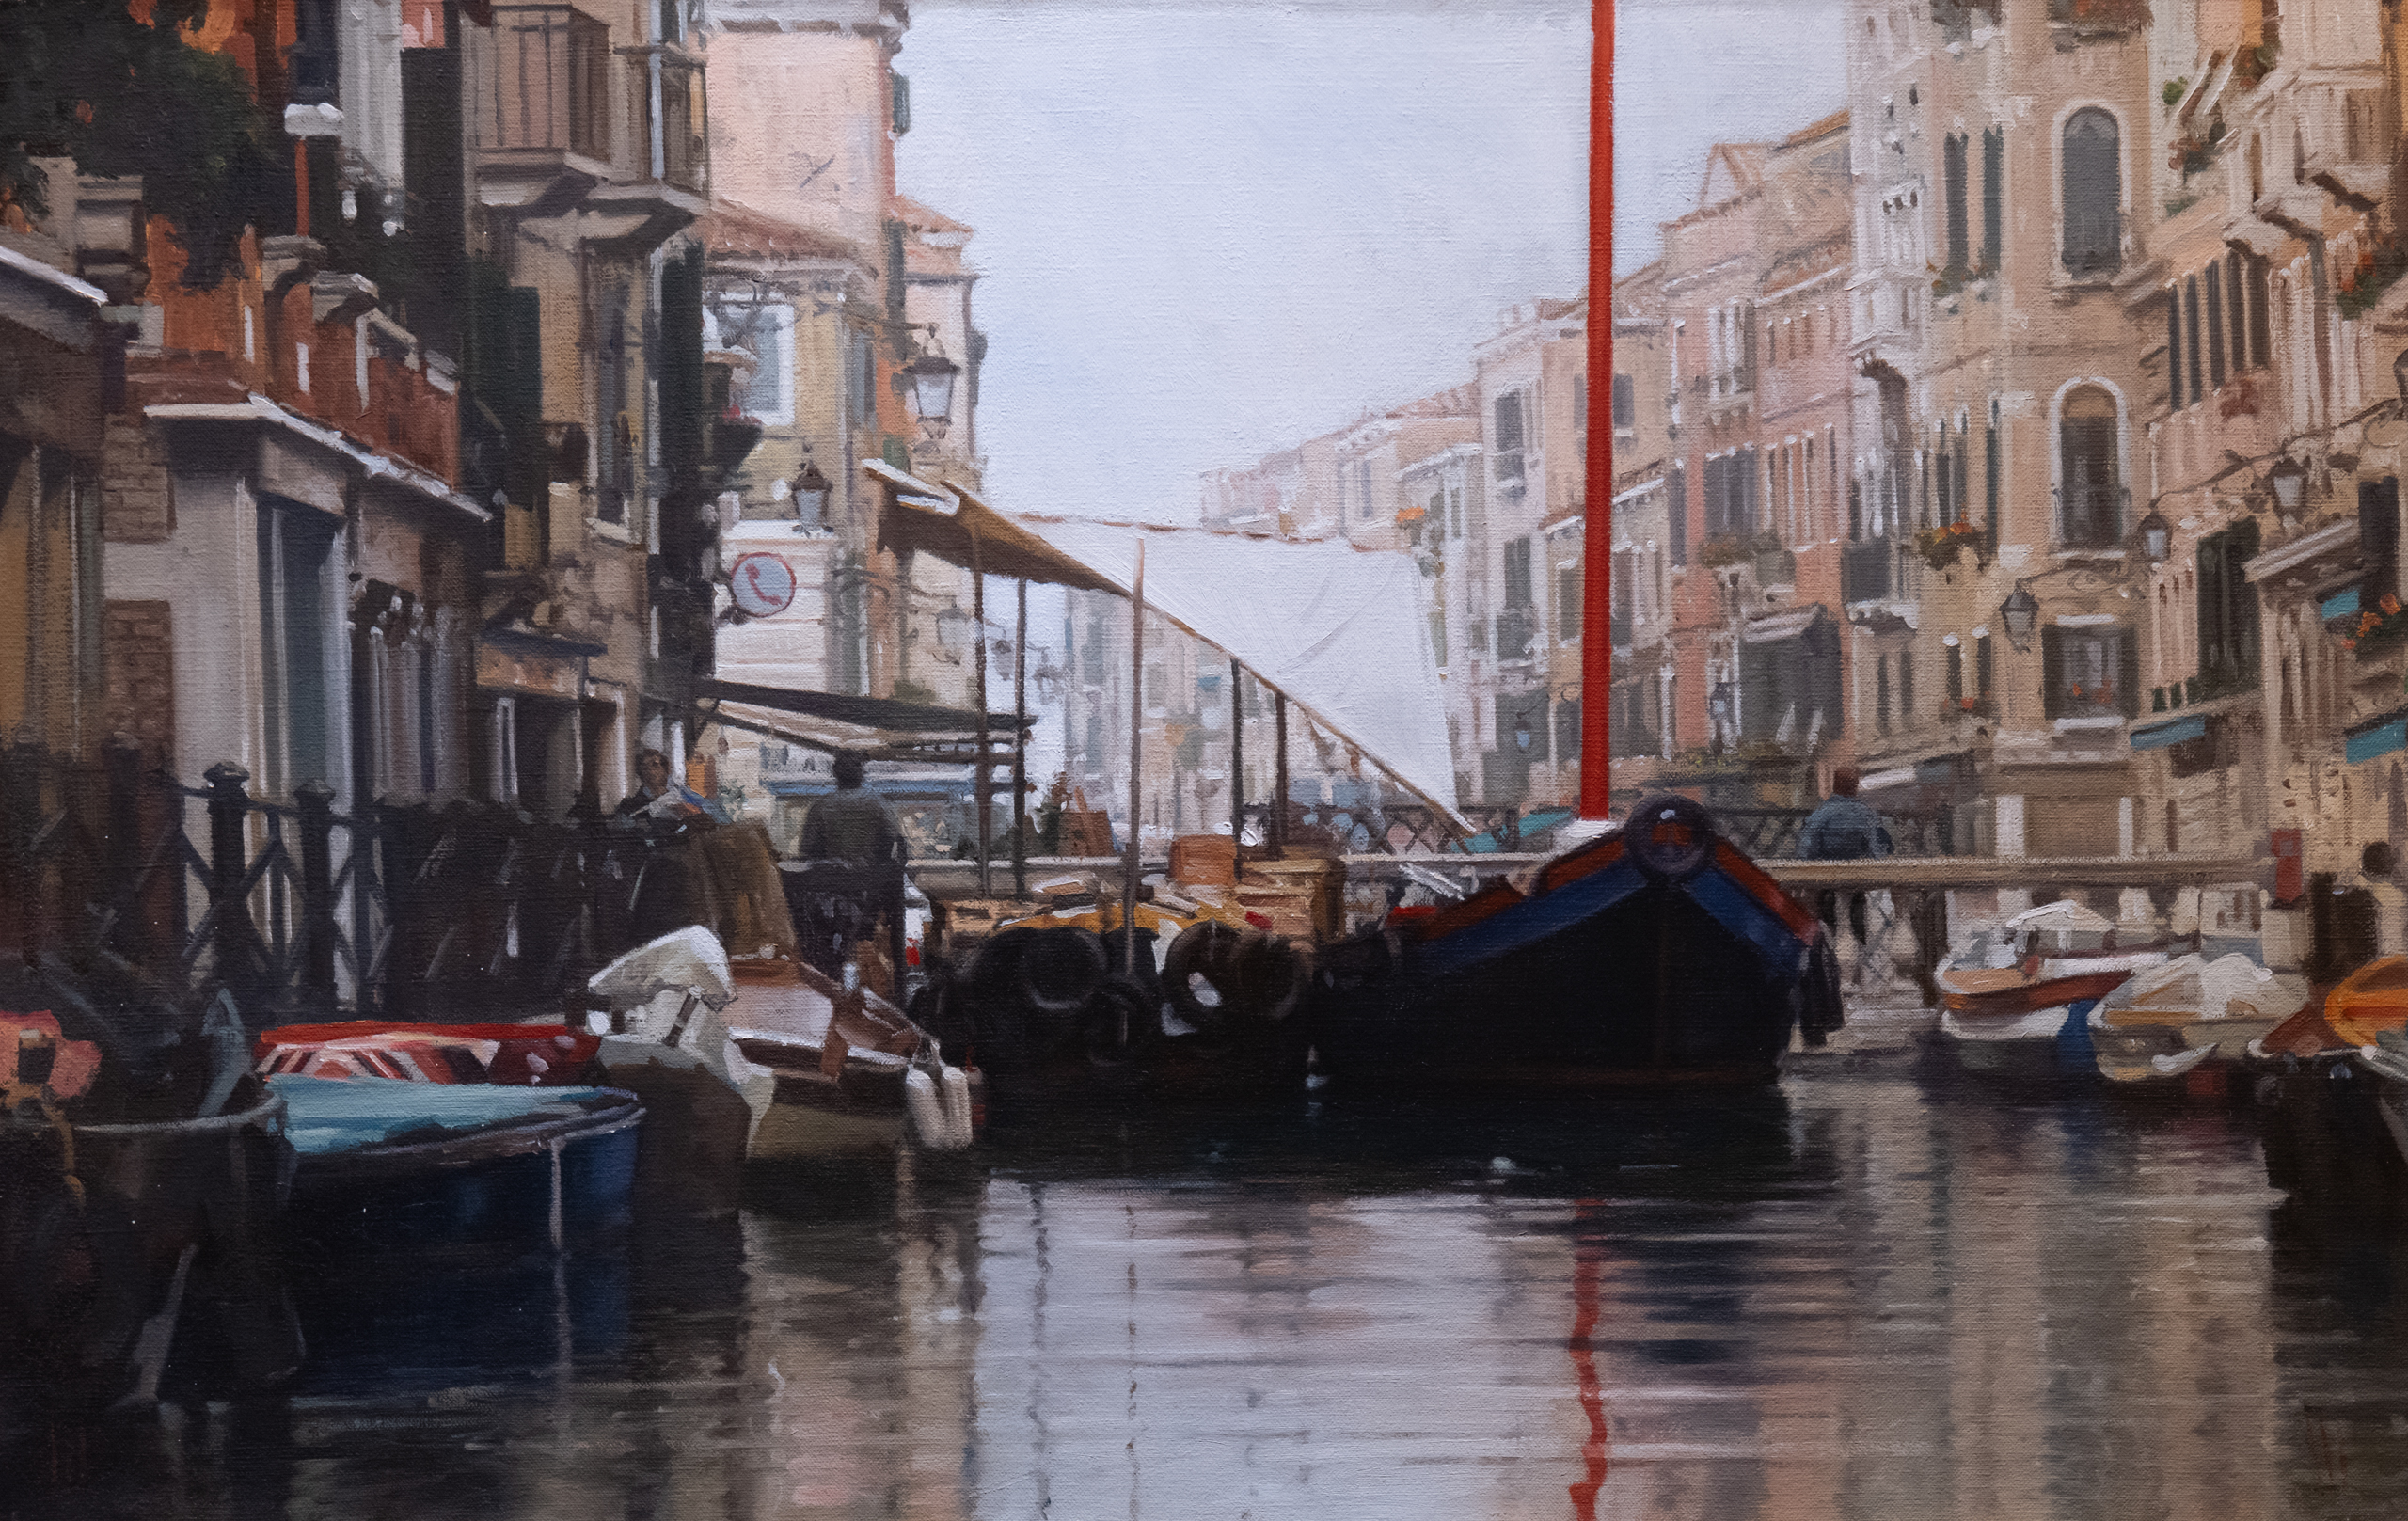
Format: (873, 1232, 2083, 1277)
(866, 462, 1462, 824)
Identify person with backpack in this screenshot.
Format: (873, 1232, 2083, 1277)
(1798, 767, 1892, 980)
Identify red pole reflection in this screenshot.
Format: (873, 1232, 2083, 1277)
(1567, 1197, 1610, 1519)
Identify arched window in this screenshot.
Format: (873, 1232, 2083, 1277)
(2062, 108, 2121, 276)
(2058, 386, 2120, 547)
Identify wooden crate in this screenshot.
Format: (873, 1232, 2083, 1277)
(1169, 833, 1238, 887)
(1242, 855, 1345, 942)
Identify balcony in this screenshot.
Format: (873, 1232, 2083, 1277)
(1842, 536, 1894, 605)
(467, 6, 705, 244)
(469, 6, 610, 195)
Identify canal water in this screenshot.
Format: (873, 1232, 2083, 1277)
(27, 1027, 2408, 1520)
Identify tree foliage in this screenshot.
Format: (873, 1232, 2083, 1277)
(0, 0, 278, 286)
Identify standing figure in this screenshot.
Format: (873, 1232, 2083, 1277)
(1798, 767, 1892, 984)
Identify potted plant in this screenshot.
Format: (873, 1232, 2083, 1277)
(1914, 517, 1988, 572)
(2341, 594, 2408, 656)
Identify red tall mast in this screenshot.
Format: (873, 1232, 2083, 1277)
(1579, 0, 1615, 818)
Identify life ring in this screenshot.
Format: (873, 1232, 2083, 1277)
(1163, 920, 1244, 1032)
(1624, 793, 1716, 881)
(1231, 930, 1311, 1023)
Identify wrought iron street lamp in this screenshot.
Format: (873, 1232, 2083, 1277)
(904, 352, 960, 443)
(2137, 508, 2171, 564)
(792, 455, 832, 527)
(2267, 455, 2308, 524)
(1999, 579, 2040, 652)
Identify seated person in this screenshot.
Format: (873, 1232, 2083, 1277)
(617, 748, 711, 825)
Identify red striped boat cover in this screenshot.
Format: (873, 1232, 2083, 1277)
(255, 1022, 602, 1085)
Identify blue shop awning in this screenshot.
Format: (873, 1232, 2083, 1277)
(2323, 587, 2363, 623)
(2347, 709, 2408, 766)
(2130, 715, 2207, 752)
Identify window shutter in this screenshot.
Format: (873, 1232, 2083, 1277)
(2041, 625, 2067, 719)
(2167, 290, 2185, 411)
(2362, 477, 2400, 604)
(1943, 133, 1970, 274)
(2118, 627, 2141, 719)
(1982, 127, 2004, 268)
(1669, 467, 1688, 566)
(1947, 642, 1964, 703)
(890, 71, 911, 135)
(2230, 517, 2261, 680)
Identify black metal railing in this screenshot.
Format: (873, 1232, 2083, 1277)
(0, 741, 708, 1031)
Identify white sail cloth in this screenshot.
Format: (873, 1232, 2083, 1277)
(867, 463, 1461, 824)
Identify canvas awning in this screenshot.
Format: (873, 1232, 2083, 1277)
(696, 676, 1027, 764)
(865, 460, 1464, 823)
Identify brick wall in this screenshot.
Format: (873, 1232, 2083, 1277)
(103, 599, 176, 767)
(101, 415, 172, 543)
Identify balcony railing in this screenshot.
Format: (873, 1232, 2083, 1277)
(647, 49, 708, 196)
(1842, 535, 1894, 604)
(471, 5, 610, 162)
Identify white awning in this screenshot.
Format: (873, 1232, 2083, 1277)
(867, 461, 1463, 824)
(1742, 606, 1828, 644)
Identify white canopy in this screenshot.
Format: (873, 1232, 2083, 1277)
(866, 461, 1463, 825)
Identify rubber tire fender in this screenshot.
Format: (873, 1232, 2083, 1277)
(1014, 927, 1111, 1018)
(1081, 974, 1158, 1065)
(1231, 930, 1311, 1023)
(1163, 919, 1244, 1032)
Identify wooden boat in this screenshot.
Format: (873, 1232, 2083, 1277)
(1304, 794, 1843, 1090)
(4, 1008, 301, 1422)
(1933, 899, 2169, 1082)
(721, 955, 977, 1160)
(2249, 961, 2408, 1202)
(269, 1074, 642, 1254)
(586, 927, 977, 1165)
(2085, 953, 2308, 1093)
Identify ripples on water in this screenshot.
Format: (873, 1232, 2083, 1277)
(27, 1061, 2408, 1520)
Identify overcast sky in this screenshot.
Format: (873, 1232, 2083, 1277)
(893, 0, 1844, 511)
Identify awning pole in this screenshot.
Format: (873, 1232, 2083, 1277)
(972, 531, 990, 898)
(1229, 657, 1244, 885)
(1273, 690, 1289, 857)
(1122, 538, 1146, 981)
(1013, 578, 1029, 899)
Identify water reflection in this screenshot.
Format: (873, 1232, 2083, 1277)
(30, 1070, 2408, 1519)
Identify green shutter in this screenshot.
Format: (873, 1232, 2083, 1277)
(890, 71, 911, 135)
(2118, 626, 2141, 719)
(2040, 625, 2066, 719)
(884, 218, 909, 349)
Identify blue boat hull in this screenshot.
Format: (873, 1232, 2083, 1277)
(1308, 800, 1838, 1090)
(273, 1078, 642, 1255)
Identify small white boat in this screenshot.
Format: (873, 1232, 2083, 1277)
(2086, 954, 2309, 1090)
(1932, 900, 2171, 1082)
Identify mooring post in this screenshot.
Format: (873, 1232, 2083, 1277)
(102, 737, 145, 961)
(1229, 657, 1244, 885)
(295, 779, 338, 1009)
(204, 762, 256, 993)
